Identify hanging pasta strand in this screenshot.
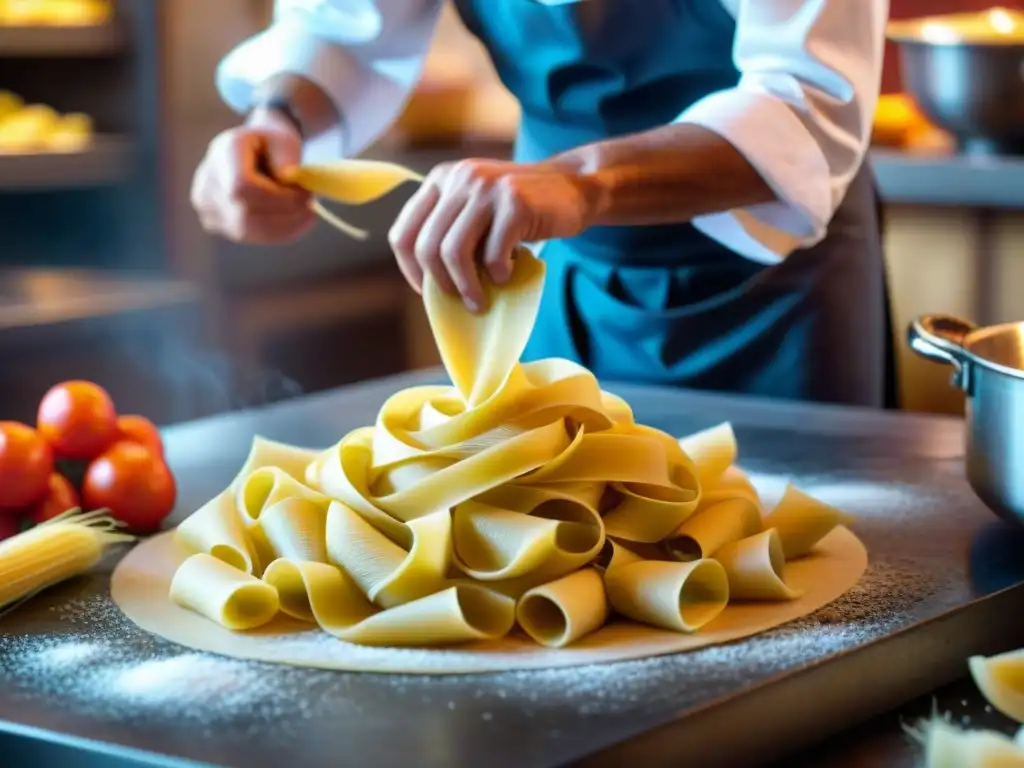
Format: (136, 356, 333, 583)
(0, 507, 134, 612)
(286, 159, 425, 241)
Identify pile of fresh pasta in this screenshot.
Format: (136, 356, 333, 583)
(169, 245, 855, 649)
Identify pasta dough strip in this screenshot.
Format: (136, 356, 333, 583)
(262, 559, 516, 647)
(516, 568, 608, 648)
(714, 529, 801, 601)
(764, 484, 856, 559)
(170, 554, 279, 631)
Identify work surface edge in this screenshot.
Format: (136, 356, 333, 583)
(1, 371, 1021, 768)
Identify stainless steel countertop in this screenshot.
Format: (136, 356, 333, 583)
(1, 373, 1024, 767)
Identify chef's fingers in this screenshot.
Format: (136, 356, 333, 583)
(415, 192, 471, 306)
(482, 195, 526, 285)
(232, 134, 311, 211)
(201, 129, 307, 214)
(440, 199, 491, 312)
(389, 181, 442, 295)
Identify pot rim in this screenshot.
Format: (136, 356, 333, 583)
(888, 34, 1024, 49)
(908, 314, 1024, 384)
(887, 10, 1024, 48)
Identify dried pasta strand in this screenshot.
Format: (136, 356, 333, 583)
(0, 508, 133, 610)
(291, 158, 425, 242)
(310, 200, 369, 241)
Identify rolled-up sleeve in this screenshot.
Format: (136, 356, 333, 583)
(678, 0, 888, 264)
(216, 0, 444, 162)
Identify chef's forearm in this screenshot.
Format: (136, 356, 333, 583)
(554, 123, 777, 227)
(249, 73, 342, 142)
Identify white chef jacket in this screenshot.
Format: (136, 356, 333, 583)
(215, 0, 888, 265)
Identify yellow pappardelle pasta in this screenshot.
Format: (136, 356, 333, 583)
(283, 159, 425, 241)
(165, 246, 858, 650)
(908, 644, 1024, 766)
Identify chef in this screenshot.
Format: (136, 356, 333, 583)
(191, 0, 896, 408)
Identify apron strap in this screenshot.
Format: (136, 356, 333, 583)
(872, 173, 900, 410)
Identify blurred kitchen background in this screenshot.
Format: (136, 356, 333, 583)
(0, 0, 1021, 426)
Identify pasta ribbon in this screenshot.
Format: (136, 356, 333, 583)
(764, 484, 857, 559)
(969, 648, 1024, 724)
(714, 529, 801, 602)
(286, 159, 426, 241)
(169, 554, 279, 631)
(516, 568, 607, 648)
(915, 718, 1024, 767)
(168, 246, 858, 648)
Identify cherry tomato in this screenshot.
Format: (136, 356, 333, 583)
(0, 421, 54, 509)
(27, 472, 80, 525)
(0, 513, 21, 542)
(82, 441, 176, 533)
(37, 380, 118, 461)
(115, 414, 163, 458)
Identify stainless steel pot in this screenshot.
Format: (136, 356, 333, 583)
(889, 9, 1024, 156)
(908, 314, 1024, 526)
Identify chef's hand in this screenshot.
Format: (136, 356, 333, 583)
(388, 159, 604, 312)
(191, 107, 315, 244)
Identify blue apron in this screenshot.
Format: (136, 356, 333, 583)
(452, 0, 896, 408)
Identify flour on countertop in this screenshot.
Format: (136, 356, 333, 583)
(0, 554, 948, 726)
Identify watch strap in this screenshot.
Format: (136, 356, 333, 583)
(254, 96, 305, 138)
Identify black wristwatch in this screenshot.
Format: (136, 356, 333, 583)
(254, 96, 305, 138)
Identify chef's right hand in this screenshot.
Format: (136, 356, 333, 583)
(191, 107, 315, 244)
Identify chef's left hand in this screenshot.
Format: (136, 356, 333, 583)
(388, 159, 603, 312)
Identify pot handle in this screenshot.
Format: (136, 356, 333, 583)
(907, 314, 977, 375)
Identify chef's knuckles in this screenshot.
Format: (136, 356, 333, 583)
(389, 157, 595, 310)
(191, 122, 314, 244)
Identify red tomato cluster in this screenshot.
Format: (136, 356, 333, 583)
(0, 381, 176, 541)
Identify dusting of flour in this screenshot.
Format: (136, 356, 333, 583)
(0, 464, 981, 739)
(0, 555, 945, 726)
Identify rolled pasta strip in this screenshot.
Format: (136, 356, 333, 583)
(968, 648, 1024, 724)
(325, 502, 451, 609)
(604, 557, 729, 633)
(516, 568, 608, 648)
(699, 465, 760, 510)
(259, 498, 328, 563)
(235, 466, 329, 524)
(229, 436, 320, 491)
(234, 466, 330, 568)
(452, 499, 604, 582)
(175, 490, 256, 574)
(170, 554, 279, 631)
(713, 529, 801, 601)
(764, 483, 856, 559)
(677, 422, 736, 487)
(263, 559, 515, 647)
(598, 422, 701, 543)
(664, 497, 762, 561)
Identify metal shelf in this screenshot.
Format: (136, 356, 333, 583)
(0, 23, 124, 57)
(0, 135, 133, 190)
